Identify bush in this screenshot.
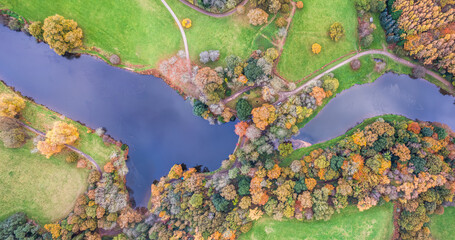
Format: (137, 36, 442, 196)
(350, 59, 361, 70)
(0, 127, 26, 148)
(110, 54, 121, 65)
(411, 66, 426, 79)
(28, 21, 44, 40)
(236, 98, 253, 121)
(275, 17, 287, 28)
(8, 18, 22, 31)
(66, 152, 79, 163)
(361, 34, 374, 48)
(328, 22, 345, 42)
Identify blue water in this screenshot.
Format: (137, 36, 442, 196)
(0, 27, 238, 206)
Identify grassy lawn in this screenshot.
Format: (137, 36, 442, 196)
(240, 203, 394, 240)
(3, 0, 260, 68)
(430, 207, 455, 240)
(277, 0, 359, 82)
(0, 81, 121, 224)
(0, 141, 88, 224)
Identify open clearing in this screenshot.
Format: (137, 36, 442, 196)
(240, 203, 394, 240)
(277, 0, 359, 82)
(430, 207, 455, 240)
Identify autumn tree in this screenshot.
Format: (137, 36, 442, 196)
(251, 104, 277, 130)
(28, 21, 44, 40)
(235, 121, 249, 137)
(37, 121, 79, 158)
(0, 94, 26, 118)
(309, 87, 326, 106)
(0, 127, 27, 148)
(42, 14, 83, 55)
(247, 8, 269, 26)
(329, 22, 345, 42)
(312, 43, 321, 54)
(275, 17, 287, 28)
(194, 67, 223, 90)
(278, 142, 293, 157)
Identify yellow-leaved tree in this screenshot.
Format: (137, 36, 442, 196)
(312, 43, 321, 54)
(37, 121, 79, 158)
(42, 14, 83, 55)
(0, 93, 26, 118)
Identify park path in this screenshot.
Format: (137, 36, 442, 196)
(276, 49, 454, 103)
(179, 0, 249, 17)
(18, 121, 102, 173)
(161, 0, 192, 74)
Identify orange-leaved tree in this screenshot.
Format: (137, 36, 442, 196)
(251, 104, 277, 130)
(312, 43, 321, 54)
(37, 121, 79, 158)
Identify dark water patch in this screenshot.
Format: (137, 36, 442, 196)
(0, 26, 237, 206)
(297, 73, 455, 143)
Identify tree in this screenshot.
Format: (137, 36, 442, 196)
(248, 207, 263, 220)
(235, 121, 249, 137)
(278, 142, 293, 157)
(0, 117, 20, 131)
(203, 82, 225, 105)
(354, 0, 370, 12)
(44, 223, 61, 239)
(309, 87, 326, 106)
(275, 17, 287, 28)
(247, 8, 268, 26)
(194, 67, 223, 90)
(412, 66, 426, 79)
(8, 18, 22, 31)
(350, 59, 361, 70)
(312, 43, 321, 54)
(322, 77, 339, 92)
(243, 59, 264, 82)
(193, 100, 208, 117)
(268, 0, 281, 14)
(0, 94, 26, 118)
(110, 54, 121, 65)
(29, 21, 44, 40)
(168, 164, 183, 179)
(296, 1, 304, 9)
(211, 193, 229, 212)
(329, 22, 345, 42)
(37, 121, 79, 158)
(0, 127, 26, 148)
(0, 213, 45, 239)
(236, 98, 253, 121)
(221, 184, 237, 200)
(251, 104, 277, 130)
(42, 14, 83, 55)
(189, 193, 204, 208)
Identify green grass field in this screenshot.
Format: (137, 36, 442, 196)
(0, 82, 120, 224)
(277, 0, 359, 82)
(240, 203, 394, 240)
(430, 207, 455, 240)
(3, 0, 260, 68)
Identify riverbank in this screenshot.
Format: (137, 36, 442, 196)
(0, 80, 126, 224)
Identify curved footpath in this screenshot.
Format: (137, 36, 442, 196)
(275, 49, 454, 103)
(18, 121, 102, 173)
(161, 0, 191, 74)
(179, 0, 249, 17)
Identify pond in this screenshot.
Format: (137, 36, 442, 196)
(0, 26, 238, 206)
(297, 73, 455, 143)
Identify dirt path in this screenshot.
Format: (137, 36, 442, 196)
(276, 49, 454, 103)
(161, 0, 192, 74)
(18, 122, 102, 173)
(179, 0, 249, 18)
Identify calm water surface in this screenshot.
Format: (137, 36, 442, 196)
(0, 27, 238, 206)
(298, 73, 455, 143)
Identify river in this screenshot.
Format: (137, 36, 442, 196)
(0, 26, 238, 206)
(297, 73, 455, 143)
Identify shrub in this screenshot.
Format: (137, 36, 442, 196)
(66, 152, 79, 163)
(328, 22, 345, 42)
(275, 17, 287, 28)
(110, 54, 121, 65)
(296, 1, 303, 9)
(0, 127, 26, 148)
(28, 21, 44, 40)
(7, 18, 22, 31)
(312, 43, 321, 54)
(360, 34, 374, 48)
(350, 59, 361, 70)
(411, 66, 426, 79)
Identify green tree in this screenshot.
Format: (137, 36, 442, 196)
(193, 100, 208, 116)
(244, 59, 264, 82)
(189, 193, 204, 208)
(211, 193, 229, 212)
(236, 98, 253, 121)
(278, 142, 293, 157)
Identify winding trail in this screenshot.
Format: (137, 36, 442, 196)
(179, 0, 249, 17)
(161, 0, 191, 74)
(276, 49, 454, 103)
(18, 121, 102, 173)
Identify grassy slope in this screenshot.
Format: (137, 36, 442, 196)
(3, 0, 259, 67)
(0, 141, 87, 224)
(0, 82, 120, 224)
(430, 207, 455, 240)
(277, 0, 359, 81)
(240, 203, 394, 240)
